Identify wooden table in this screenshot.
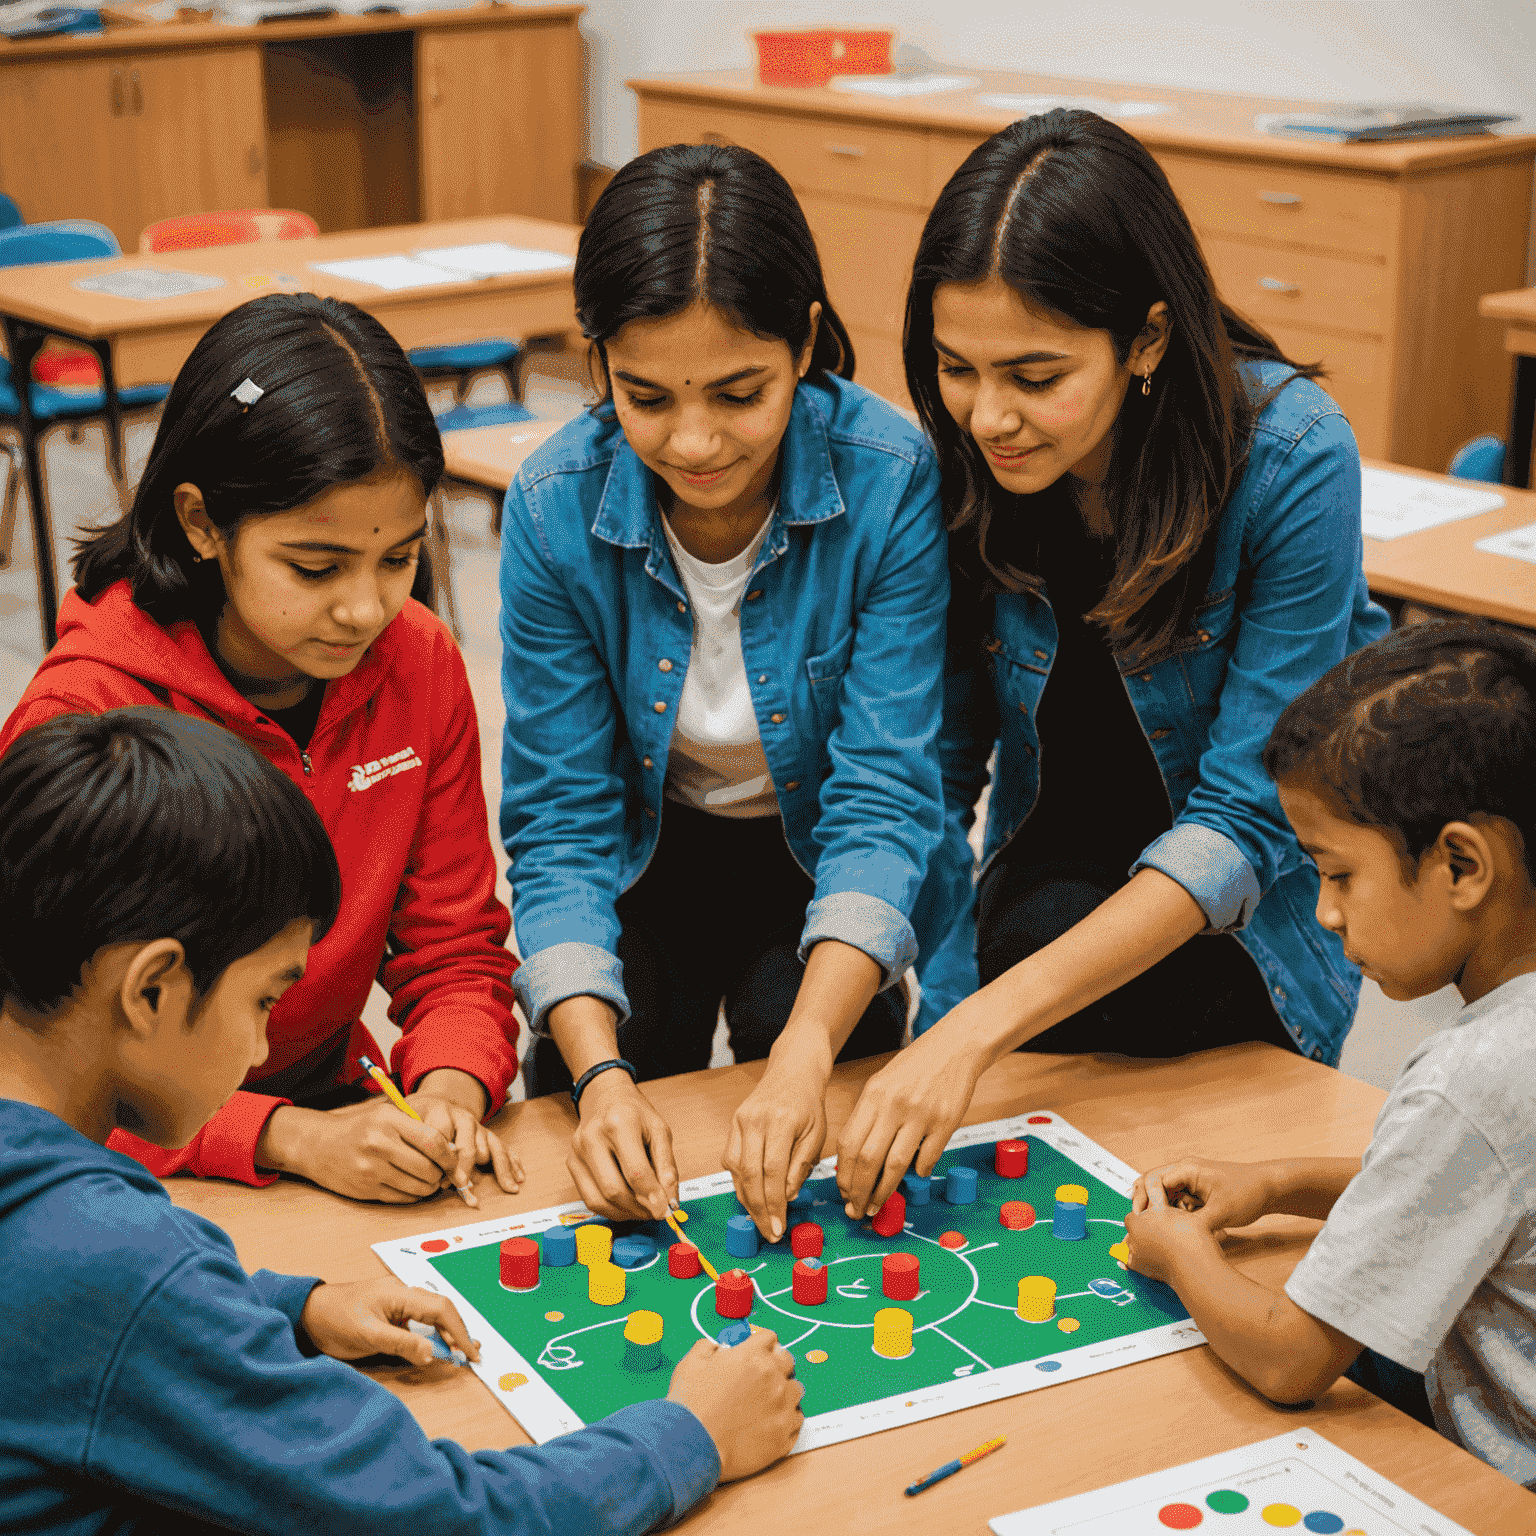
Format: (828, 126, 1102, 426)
(0, 213, 578, 651)
(168, 1048, 1536, 1533)
(441, 415, 563, 492)
(1361, 456, 1536, 627)
(1479, 286, 1536, 490)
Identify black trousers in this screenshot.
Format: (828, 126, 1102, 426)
(523, 802, 906, 1097)
(977, 854, 1299, 1057)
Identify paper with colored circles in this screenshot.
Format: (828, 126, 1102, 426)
(988, 1428, 1472, 1535)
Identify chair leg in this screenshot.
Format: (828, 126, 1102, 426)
(0, 437, 20, 571)
(428, 489, 464, 646)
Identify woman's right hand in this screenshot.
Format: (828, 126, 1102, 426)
(1131, 1159, 1274, 1236)
(667, 1329, 804, 1483)
(566, 1070, 681, 1222)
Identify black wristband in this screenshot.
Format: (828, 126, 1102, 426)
(570, 1057, 638, 1113)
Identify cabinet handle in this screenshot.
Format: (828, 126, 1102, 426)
(1258, 276, 1300, 294)
(1258, 190, 1301, 205)
(110, 69, 125, 116)
(248, 144, 264, 177)
(824, 143, 866, 157)
(130, 70, 143, 115)
(430, 62, 442, 107)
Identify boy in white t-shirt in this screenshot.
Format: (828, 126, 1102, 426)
(1123, 620, 1536, 1487)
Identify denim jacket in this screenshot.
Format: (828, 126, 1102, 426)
(500, 372, 949, 1033)
(915, 364, 1390, 1063)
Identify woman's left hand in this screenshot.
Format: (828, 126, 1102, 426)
(725, 1048, 833, 1242)
(409, 1068, 525, 1204)
(834, 1022, 986, 1221)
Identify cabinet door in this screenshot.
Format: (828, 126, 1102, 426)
(123, 48, 267, 242)
(418, 22, 580, 223)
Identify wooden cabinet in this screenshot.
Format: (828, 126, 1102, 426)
(633, 70, 1535, 471)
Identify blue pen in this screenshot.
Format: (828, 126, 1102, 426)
(904, 1433, 1006, 1495)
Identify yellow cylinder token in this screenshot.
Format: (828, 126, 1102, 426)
(588, 1259, 626, 1306)
(1055, 1183, 1089, 1205)
(1017, 1275, 1056, 1321)
(1057, 1317, 1080, 1333)
(872, 1307, 913, 1358)
(624, 1309, 664, 1346)
(576, 1224, 613, 1266)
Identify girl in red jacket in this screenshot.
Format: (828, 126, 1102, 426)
(0, 293, 524, 1203)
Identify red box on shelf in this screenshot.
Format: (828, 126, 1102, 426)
(830, 28, 893, 77)
(752, 27, 894, 87)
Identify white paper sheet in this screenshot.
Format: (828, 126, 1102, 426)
(1474, 520, 1536, 564)
(1360, 465, 1505, 541)
(974, 93, 1172, 118)
(71, 268, 227, 301)
(411, 242, 574, 277)
(829, 73, 981, 98)
(308, 255, 469, 291)
(990, 1427, 1473, 1536)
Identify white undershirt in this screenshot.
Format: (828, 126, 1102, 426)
(660, 507, 780, 819)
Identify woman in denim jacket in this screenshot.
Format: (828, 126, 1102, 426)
(500, 145, 949, 1240)
(834, 111, 1388, 1219)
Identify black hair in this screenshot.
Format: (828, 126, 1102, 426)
(1263, 619, 1536, 881)
(0, 708, 342, 1021)
(72, 293, 445, 625)
(574, 142, 855, 395)
(905, 110, 1323, 660)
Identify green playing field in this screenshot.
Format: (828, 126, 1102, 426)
(428, 1134, 1188, 1424)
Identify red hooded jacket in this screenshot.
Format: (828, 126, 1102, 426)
(0, 582, 519, 1185)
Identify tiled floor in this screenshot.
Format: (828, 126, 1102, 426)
(0, 370, 1457, 1101)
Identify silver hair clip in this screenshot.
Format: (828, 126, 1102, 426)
(231, 378, 264, 410)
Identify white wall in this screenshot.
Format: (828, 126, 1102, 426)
(579, 0, 1536, 173)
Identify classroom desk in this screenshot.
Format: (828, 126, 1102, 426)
(167, 1047, 1536, 1533)
(441, 415, 563, 493)
(1361, 456, 1536, 628)
(1478, 286, 1536, 491)
(0, 213, 579, 652)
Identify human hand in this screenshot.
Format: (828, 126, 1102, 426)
(1130, 1159, 1273, 1237)
(1123, 1177, 1221, 1285)
(408, 1072, 526, 1202)
(567, 1071, 680, 1222)
(724, 1047, 831, 1242)
(834, 1024, 984, 1221)
(299, 1278, 480, 1366)
(666, 1327, 804, 1482)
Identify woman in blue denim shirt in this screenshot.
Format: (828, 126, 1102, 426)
(835, 111, 1388, 1219)
(500, 145, 949, 1240)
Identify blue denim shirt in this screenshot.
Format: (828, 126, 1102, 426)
(915, 364, 1391, 1063)
(500, 373, 949, 1033)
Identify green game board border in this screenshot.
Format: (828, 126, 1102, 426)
(373, 1112, 1208, 1453)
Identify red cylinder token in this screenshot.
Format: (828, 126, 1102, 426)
(882, 1252, 920, 1300)
(999, 1200, 1036, 1231)
(500, 1236, 539, 1289)
(790, 1221, 823, 1258)
(792, 1259, 828, 1305)
(995, 1139, 1030, 1178)
(668, 1241, 702, 1279)
(715, 1268, 754, 1318)
(937, 1230, 967, 1250)
(871, 1189, 906, 1237)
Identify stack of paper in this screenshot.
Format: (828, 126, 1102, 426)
(829, 74, 981, 98)
(309, 243, 572, 292)
(1359, 465, 1504, 542)
(1255, 103, 1516, 142)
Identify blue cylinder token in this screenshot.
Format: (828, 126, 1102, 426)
(725, 1213, 760, 1258)
(612, 1235, 657, 1269)
(541, 1226, 577, 1267)
(946, 1166, 978, 1204)
(902, 1172, 930, 1205)
(716, 1320, 752, 1347)
(1053, 1199, 1087, 1240)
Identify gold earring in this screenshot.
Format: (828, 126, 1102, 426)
(1142, 368, 1152, 397)
(191, 552, 202, 563)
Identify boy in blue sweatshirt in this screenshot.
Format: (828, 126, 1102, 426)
(0, 708, 804, 1534)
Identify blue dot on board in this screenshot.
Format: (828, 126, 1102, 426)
(725, 1213, 760, 1258)
(612, 1235, 657, 1268)
(1302, 1515, 1344, 1534)
(716, 1320, 752, 1347)
(541, 1226, 576, 1267)
(1035, 1360, 1062, 1372)
(1088, 1278, 1123, 1296)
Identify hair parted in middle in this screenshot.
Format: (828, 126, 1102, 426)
(905, 108, 1323, 660)
(573, 141, 856, 395)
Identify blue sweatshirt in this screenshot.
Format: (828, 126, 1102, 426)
(0, 1102, 720, 1534)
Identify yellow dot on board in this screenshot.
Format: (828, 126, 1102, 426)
(544, 1311, 564, 1322)
(1260, 1506, 1302, 1528)
(498, 1372, 528, 1391)
(1057, 1316, 1080, 1333)
(806, 1349, 828, 1363)
(1055, 1183, 1089, 1205)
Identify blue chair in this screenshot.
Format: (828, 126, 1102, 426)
(1447, 435, 1506, 485)
(0, 195, 22, 232)
(412, 337, 524, 411)
(0, 221, 170, 649)
(434, 398, 537, 434)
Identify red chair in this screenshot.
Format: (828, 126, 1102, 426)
(138, 208, 320, 253)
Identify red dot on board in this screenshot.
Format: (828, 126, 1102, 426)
(937, 1230, 967, 1249)
(1027, 1115, 1052, 1124)
(421, 1239, 450, 1253)
(1157, 1504, 1203, 1530)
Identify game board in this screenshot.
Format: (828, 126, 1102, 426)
(989, 1427, 1475, 1535)
(374, 1112, 1206, 1453)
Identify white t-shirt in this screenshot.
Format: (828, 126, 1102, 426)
(660, 508, 780, 820)
(1285, 971, 1536, 1486)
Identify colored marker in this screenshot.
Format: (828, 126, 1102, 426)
(407, 1318, 467, 1366)
(359, 1056, 476, 1207)
(665, 1208, 720, 1280)
(904, 1434, 1006, 1496)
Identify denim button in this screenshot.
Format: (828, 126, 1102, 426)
(676, 600, 687, 613)
(785, 780, 799, 790)
(757, 674, 768, 684)
(654, 701, 667, 713)
(1033, 649, 1048, 660)
(658, 659, 674, 672)
(770, 713, 785, 724)
(1150, 727, 1170, 740)
(642, 757, 653, 769)
(985, 638, 1002, 653)
(746, 589, 763, 601)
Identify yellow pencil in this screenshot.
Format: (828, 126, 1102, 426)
(360, 1056, 475, 1207)
(665, 1208, 719, 1281)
